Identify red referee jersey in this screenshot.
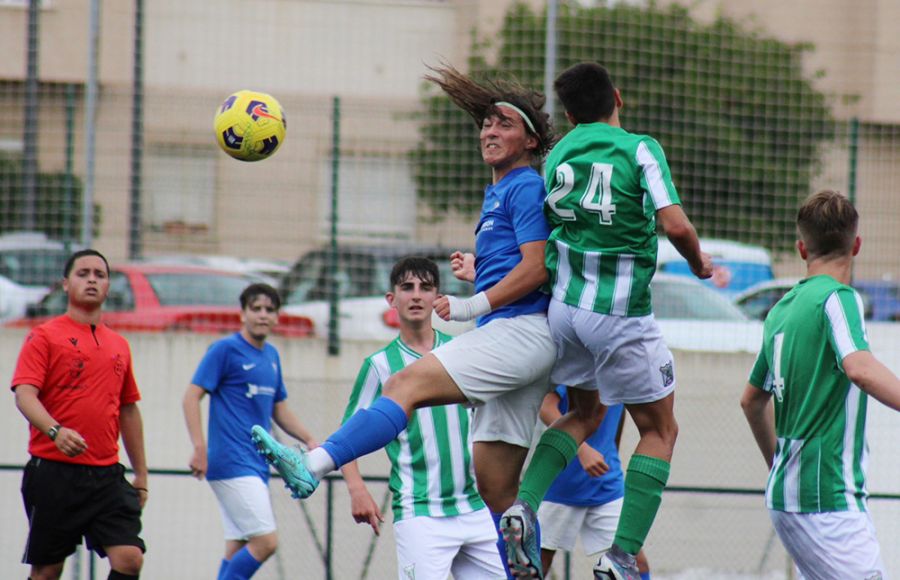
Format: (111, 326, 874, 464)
(10, 315, 141, 466)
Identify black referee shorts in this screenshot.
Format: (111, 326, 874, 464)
(20, 456, 146, 565)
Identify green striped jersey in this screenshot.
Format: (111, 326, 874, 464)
(544, 123, 681, 316)
(749, 275, 870, 513)
(342, 331, 484, 521)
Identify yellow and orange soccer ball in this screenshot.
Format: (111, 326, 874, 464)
(213, 90, 286, 162)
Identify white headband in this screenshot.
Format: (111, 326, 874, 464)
(494, 101, 537, 134)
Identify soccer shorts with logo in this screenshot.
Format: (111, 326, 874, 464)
(548, 299, 676, 405)
(393, 509, 507, 580)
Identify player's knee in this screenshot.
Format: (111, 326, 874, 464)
(29, 564, 64, 580)
(249, 533, 278, 560)
(658, 417, 679, 447)
(110, 547, 143, 575)
(476, 478, 517, 512)
(382, 369, 417, 405)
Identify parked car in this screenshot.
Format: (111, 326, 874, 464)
(278, 244, 747, 342)
(852, 280, 900, 321)
(657, 238, 774, 298)
(0, 231, 82, 322)
(139, 254, 291, 286)
(651, 273, 748, 321)
(733, 277, 875, 321)
(6, 263, 314, 336)
(279, 244, 475, 341)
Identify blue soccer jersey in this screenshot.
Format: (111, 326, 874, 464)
(544, 387, 625, 506)
(191, 333, 288, 481)
(474, 166, 551, 325)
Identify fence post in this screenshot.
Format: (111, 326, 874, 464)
(327, 95, 341, 356)
(325, 477, 334, 580)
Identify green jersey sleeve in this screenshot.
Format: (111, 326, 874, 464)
(823, 288, 870, 372)
(341, 357, 383, 423)
(637, 137, 681, 210)
(748, 346, 773, 391)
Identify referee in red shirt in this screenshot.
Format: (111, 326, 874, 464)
(11, 249, 148, 580)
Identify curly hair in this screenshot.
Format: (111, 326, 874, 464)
(424, 63, 555, 158)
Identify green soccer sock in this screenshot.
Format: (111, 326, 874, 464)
(614, 454, 671, 555)
(517, 428, 578, 513)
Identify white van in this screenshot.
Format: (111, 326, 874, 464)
(656, 238, 774, 298)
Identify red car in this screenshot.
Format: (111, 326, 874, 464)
(6, 263, 314, 337)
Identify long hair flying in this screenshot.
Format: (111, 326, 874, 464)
(424, 63, 555, 158)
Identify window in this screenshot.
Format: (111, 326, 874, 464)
(144, 145, 216, 233)
(320, 155, 416, 242)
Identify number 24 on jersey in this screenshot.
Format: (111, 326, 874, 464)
(546, 162, 617, 225)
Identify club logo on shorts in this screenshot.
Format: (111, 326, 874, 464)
(659, 360, 674, 387)
(403, 564, 415, 579)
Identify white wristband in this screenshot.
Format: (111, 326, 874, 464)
(446, 292, 492, 322)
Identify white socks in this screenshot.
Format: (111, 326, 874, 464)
(306, 447, 336, 480)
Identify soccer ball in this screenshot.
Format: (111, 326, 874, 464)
(213, 90, 287, 161)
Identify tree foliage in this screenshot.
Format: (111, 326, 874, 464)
(0, 155, 94, 242)
(411, 2, 836, 250)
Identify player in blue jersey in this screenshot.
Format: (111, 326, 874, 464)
(183, 283, 317, 580)
(537, 388, 650, 579)
(251, 63, 556, 575)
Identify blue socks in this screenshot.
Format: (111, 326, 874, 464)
(321, 397, 408, 468)
(491, 511, 514, 579)
(222, 547, 262, 580)
(217, 558, 229, 580)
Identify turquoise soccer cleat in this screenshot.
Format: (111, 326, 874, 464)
(499, 500, 543, 579)
(250, 425, 319, 499)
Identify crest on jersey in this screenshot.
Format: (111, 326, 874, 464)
(659, 360, 674, 387)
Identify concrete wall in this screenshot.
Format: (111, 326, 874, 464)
(2, 325, 899, 578)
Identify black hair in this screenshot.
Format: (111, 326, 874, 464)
(554, 62, 617, 124)
(240, 283, 281, 310)
(390, 256, 440, 289)
(63, 249, 110, 278)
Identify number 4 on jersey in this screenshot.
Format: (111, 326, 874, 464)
(546, 162, 617, 225)
(772, 332, 786, 402)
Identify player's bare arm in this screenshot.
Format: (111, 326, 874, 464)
(740, 384, 776, 469)
(272, 401, 318, 448)
(120, 403, 149, 507)
(341, 461, 384, 535)
(183, 384, 209, 479)
(842, 351, 900, 412)
(14, 383, 88, 457)
(657, 204, 713, 279)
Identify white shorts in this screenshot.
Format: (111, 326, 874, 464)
(209, 476, 277, 541)
(769, 510, 886, 580)
(433, 313, 555, 447)
(538, 497, 623, 556)
(548, 299, 676, 405)
(393, 509, 507, 580)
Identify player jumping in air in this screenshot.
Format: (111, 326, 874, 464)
(251, 63, 556, 577)
(499, 62, 712, 579)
